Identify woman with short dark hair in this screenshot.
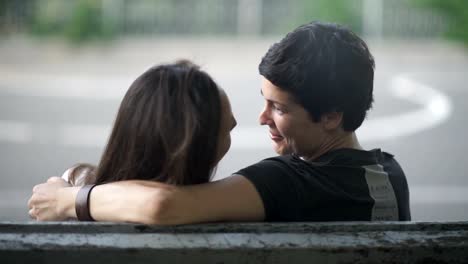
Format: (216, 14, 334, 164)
(30, 22, 410, 224)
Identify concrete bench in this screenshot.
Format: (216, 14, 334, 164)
(1, 221, 467, 263)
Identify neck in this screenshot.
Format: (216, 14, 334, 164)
(301, 132, 362, 161)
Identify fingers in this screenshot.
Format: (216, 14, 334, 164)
(28, 202, 52, 221)
(28, 177, 70, 222)
(28, 191, 41, 220)
(28, 184, 43, 209)
(29, 207, 48, 221)
(28, 208, 36, 220)
(28, 183, 47, 219)
(27, 196, 33, 209)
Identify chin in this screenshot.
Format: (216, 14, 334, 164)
(274, 144, 293, 156)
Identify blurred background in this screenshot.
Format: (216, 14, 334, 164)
(0, 0, 467, 221)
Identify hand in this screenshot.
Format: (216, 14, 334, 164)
(28, 177, 72, 221)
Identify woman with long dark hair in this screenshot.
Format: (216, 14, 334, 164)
(63, 60, 236, 188)
(30, 22, 410, 225)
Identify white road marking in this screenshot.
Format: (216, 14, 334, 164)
(0, 71, 132, 99)
(59, 124, 111, 147)
(0, 74, 454, 148)
(0, 120, 33, 144)
(356, 74, 453, 142)
(411, 186, 468, 204)
(219, 73, 456, 149)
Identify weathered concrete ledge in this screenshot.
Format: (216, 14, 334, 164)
(1, 221, 467, 263)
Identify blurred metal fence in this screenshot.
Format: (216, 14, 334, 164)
(0, 0, 451, 38)
(379, 0, 450, 38)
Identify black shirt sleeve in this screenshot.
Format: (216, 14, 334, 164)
(235, 157, 301, 221)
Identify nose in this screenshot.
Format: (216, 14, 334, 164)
(259, 105, 272, 126)
(231, 116, 237, 131)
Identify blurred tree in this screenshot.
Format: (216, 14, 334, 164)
(413, 0, 468, 45)
(64, 0, 111, 43)
(31, 0, 116, 44)
(0, 0, 8, 32)
(0, 0, 28, 34)
(295, 0, 362, 34)
(0, 0, 6, 12)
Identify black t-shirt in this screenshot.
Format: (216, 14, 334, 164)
(236, 148, 411, 221)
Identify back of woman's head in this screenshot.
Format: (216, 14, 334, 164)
(71, 60, 222, 186)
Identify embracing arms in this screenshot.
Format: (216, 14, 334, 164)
(28, 175, 265, 225)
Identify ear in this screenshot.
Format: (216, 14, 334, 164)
(321, 112, 343, 130)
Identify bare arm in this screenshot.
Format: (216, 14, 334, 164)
(154, 174, 265, 225)
(29, 175, 265, 225)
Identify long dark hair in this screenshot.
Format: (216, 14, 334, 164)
(70, 60, 222, 186)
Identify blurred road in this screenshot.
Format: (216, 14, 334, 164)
(1, 37, 467, 221)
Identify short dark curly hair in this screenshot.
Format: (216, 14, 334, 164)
(259, 21, 375, 131)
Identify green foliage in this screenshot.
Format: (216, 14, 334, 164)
(31, 0, 116, 44)
(295, 0, 362, 34)
(412, 0, 468, 44)
(64, 1, 102, 42)
(0, 0, 6, 13)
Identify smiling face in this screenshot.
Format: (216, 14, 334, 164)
(259, 77, 329, 157)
